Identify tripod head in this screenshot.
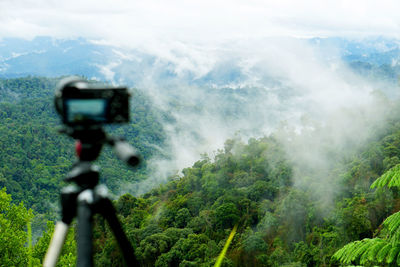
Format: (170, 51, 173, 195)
(60, 125, 140, 188)
(61, 125, 140, 164)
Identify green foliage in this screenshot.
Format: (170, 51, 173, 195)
(0, 76, 166, 219)
(175, 208, 191, 228)
(336, 195, 372, 240)
(242, 230, 267, 253)
(5, 76, 400, 266)
(214, 203, 240, 230)
(0, 187, 64, 266)
(371, 163, 400, 189)
(334, 162, 400, 266)
(0, 76, 167, 266)
(92, 137, 297, 266)
(0, 187, 34, 266)
(154, 233, 213, 266)
(95, 121, 400, 266)
(137, 233, 172, 265)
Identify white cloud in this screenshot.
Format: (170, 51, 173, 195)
(1, 0, 399, 45)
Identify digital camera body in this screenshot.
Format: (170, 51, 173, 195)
(55, 78, 130, 127)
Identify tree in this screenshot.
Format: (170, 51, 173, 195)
(0, 187, 33, 266)
(155, 234, 213, 267)
(333, 163, 400, 265)
(214, 203, 240, 230)
(175, 208, 191, 228)
(136, 233, 172, 266)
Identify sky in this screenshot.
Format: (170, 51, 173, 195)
(0, 0, 399, 47)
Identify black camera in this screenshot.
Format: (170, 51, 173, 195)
(55, 77, 130, 126)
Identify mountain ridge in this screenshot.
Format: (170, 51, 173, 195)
(1, 36, 400, 86)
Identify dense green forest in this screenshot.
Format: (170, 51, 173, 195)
(89, 120, 400, 266)
(0, 77, 166, 238)
(3, 76, 400, 266)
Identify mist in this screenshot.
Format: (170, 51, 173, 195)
(111, 37, 398, 203)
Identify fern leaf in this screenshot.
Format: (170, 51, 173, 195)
(332, 247, 345, 260)
(377, 243, 392, 263)
(395, 171, 400, 187)
(354, 239, 374, 259)
(396, 248, 400, 266)
(391, 225, 400, 244)
(386, 245, 400, 264)
(334, 238, 388, 265)
(370, 170, 388, 188)
(371, 164, 400, 189)
(367, 240, 386, 262)
(356, 239, 385, 265)
(333, 241, 360, 264)
(360, 248, 370, 265)
(388, 169, 400, 188)
(383, 212, 400, 238)
(383, 212, 400, 230)
(340, 242, 358, 264)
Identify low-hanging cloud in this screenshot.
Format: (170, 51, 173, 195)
(114, 37, 398, 198)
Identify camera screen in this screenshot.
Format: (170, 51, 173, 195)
(65, 98, 108, 124)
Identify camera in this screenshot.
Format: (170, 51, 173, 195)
(55, 77, 130, 126)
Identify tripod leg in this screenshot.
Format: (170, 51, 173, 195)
(77, 190, 94, 267)
(43, 221, 69, 267)
(99, 197, 139, 267)
(44, 185, 79, 267)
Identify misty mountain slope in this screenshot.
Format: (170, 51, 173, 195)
(2, 37, 400, 265)
(5, 35, 399, 197)
(89, 97, 400, 266)
(126, 43, 400, 197)
(2, 37, 400, 198)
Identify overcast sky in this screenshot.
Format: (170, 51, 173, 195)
(0, 0, 399, 48)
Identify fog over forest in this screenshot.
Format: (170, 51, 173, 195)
(107, 37, 398, 198)
(2, 2, 400, 264)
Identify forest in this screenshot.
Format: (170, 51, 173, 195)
(2, 76, 400, 266)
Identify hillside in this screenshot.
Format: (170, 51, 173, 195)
(87, 101, 400, 266)
(1, 76, 400, 265)
(5, 112, 400, 266)
(49, 91, 396, 266)
(0, 77, 165, 217)
(2, 35, 400, 265)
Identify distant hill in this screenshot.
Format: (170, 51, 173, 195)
(309, 37, 400, 83)
(1, 36, 400, 86)
(0, 37, 112, 79)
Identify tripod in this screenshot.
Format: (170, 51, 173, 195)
(43, 127, 140, 267)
